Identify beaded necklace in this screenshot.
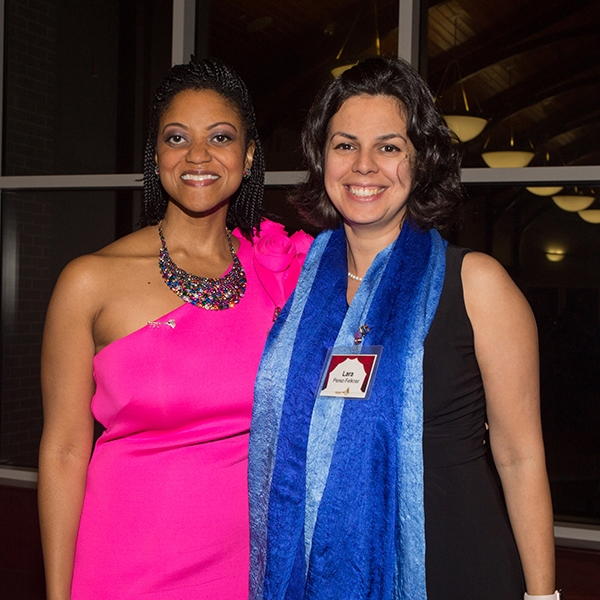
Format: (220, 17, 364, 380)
(158, 222, 246, 310)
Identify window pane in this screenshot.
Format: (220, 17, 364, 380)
(426, 0, 600, 168)
(459, 183, 600, 524)
(0, 190, 141, 467)
(263, 186, 320, 237)
(2, 0, 172, 176)
(203, 0, 399, 171)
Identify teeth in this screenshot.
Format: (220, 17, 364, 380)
(348, 186, 384, 197)
(181, 173, 219, 181)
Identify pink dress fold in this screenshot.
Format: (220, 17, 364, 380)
(71, 235, 280, 599)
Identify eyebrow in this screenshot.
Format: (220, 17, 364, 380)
(207, 121, 239, 132)
(161, 121, 239, 134)
(330, 131, 357, 141)
(161, 122, 188, 133)
(330, 131, 408, 143)
(377, 133, 408, 143)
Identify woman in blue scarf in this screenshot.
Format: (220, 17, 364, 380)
(249, 57, 557, 600)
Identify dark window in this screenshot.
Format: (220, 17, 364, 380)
(2, 0, 172, 176)
(0, 191, 141, 467)
(459, 183, 600, 524)
(203, 0, 400, 171)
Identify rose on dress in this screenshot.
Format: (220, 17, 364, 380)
(250, 220, 312, 311)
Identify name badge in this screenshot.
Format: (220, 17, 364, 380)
(317, 346, 382, 400)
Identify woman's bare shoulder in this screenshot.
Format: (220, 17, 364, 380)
(461, 251, 535, 337)
(461, 250, 508, 281)
(462, 249, 528, 294)
(52, 227, 159, 310)
(93, 225, 158, 259)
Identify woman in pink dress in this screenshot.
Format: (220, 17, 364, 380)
(38, 57, 310, 600)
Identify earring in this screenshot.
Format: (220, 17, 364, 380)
(242, 167, 251, 180)
(154, 165, 160, 177)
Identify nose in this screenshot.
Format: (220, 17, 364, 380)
(352, 148, 378, 175)
(186, 140, 211, 164)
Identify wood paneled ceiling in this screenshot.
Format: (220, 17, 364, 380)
(428, 0, 600, 166)
(208, 0, 600, 168)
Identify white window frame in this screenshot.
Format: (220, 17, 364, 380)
(1, 0, 599, 549)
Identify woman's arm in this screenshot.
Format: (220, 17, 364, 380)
(462, 252, 555, 596)
(38, 257, 99, 600)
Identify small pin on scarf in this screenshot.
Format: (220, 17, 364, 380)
(354, 324, 370, 345)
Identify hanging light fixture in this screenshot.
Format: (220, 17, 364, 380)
(576, 193, 600, 222)
(578, 210, 600, 224)
(331, 62, 358, 79)
(481, 65, 535, 168)
(526, 151, 563, 196)
(481, 121, 535, 168)
(553, 195, 595, 212)
(331, 0, 380, 78)
(435, 17, 487, 142)
(482, 147, 535, 168)
(527, 186, 564, 196)
(552, 187, 595, 212)
(545, 247, 566, 262)
(444, 113, 488, 143)
(482, 150, 534, 168)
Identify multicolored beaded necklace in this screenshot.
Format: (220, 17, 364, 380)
(158, 222, 246, 310)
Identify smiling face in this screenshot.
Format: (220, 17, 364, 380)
(324, 94, 414, 236)
(155, 88, 255, 217)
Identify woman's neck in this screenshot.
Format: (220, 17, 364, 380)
(159, 203, 235, 278)
(161, 202, 234, 255)
(344, 222, 402, 281)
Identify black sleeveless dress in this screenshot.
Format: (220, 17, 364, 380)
(423, 245, 526, 599)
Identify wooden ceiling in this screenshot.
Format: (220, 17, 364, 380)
(207, 0, 600, 169)
(428, 0, 600, 167)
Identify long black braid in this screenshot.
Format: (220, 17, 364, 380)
(140, 57, 265, 238)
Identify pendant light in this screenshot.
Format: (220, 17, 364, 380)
(577, 193, 600, 222)
(331, 0, 380, 78)
(435, 17, 487, 142)
(526, 152, 563, 196)
(482, 146, 535, 168)
(481, 66, 534, 168)
(578, 210, 600, 224)
(545, 248, 566, 262)
(481, 120, 534, 168)
(527, 186, 564, 196)
(552, 187, 595, 212)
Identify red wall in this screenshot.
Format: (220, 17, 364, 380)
(556, 546, 600, 600)
(0, 485, 45, 599)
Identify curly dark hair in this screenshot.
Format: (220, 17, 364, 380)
(290, 56, 462, 231)
(140, 57, 265, 237)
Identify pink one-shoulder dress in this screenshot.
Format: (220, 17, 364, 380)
(71, 233, 290, 599)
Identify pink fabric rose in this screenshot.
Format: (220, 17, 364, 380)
(249, 219, 312, 311)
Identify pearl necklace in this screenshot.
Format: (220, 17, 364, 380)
(347, 271, 363, 282)
(158, 223, 246, 310)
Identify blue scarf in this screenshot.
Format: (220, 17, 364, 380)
(249, 223, 447, 600)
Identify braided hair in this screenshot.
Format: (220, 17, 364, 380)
(141, 57, 265, 237)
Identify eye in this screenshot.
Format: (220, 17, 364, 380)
(165, 133, 187, 146)
(333, 142, 355, 151)
(211, 133, 233, 144)
(380, 144, 401, 153)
